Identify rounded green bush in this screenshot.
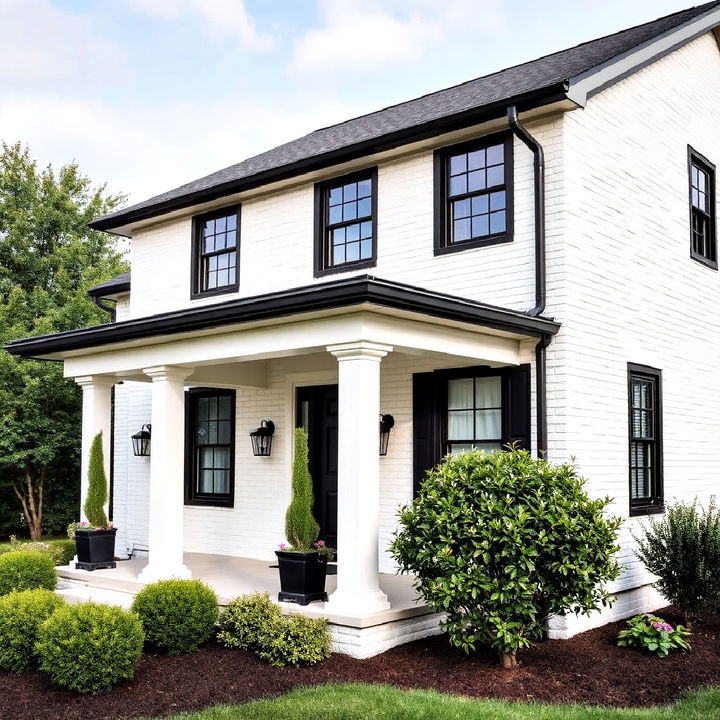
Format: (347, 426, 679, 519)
(0, 589, 64, 672)
(0, 550, 57, 595)
(217, 592, 281, 651)
(257, 613, 331, 667)
(36, 602, 144, 694)
(132, 579, 218, 654)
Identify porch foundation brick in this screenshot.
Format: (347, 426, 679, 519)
(138, 366, 193, 583)
(325, 342, 393, 617)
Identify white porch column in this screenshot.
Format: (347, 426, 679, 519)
(74, 376, 114, 522)
(138, 365, 192, 583)
(325, 341, 392, 616)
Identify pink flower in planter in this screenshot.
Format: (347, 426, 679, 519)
(278, 543, 287, 550)
(313, 540, 325, 547)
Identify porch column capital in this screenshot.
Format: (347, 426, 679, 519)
(327, 341, 393, 361)
(142, 365, 193, 382)
(74, 375, 116, 389)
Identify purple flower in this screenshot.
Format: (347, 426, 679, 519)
(278, 543, 286, 550)
(651, 621, 673, 632)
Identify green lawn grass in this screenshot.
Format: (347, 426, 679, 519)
(150, 683, 720, 720)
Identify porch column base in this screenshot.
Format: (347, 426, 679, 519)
(138, 562, 191, 584)
(325, 588, 390, 617)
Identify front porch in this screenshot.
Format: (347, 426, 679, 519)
(57, 552, 441, 658)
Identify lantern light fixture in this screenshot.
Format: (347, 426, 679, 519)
(131, 424, 152, 457)
(379, 413, 395, 456)
(250, 420, 275, 457)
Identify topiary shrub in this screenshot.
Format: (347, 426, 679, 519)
(391, 447, 622, 669)
(635, 498, 720, 625)
(36, 602, 144, 694)
(217, 592, 281, 652)
(284, 428, 319, 551)
(256, 613, 331, 667)
(0, 589, 64, 671)
(0, 550, 57, 595)
(131, 579, 218, 654)
(83, 432, 109, 528)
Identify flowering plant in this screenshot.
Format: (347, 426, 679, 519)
(67, 521, 114, 539)
(617, 614, 691, 657)
(277, 540, 335, 562)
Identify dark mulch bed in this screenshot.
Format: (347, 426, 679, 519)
(2, 606, 719, 720)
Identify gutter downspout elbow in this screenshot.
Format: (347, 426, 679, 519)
(91, 295, 117, 323)
(507, 105, 546, 317)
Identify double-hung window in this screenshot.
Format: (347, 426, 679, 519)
(446, 375, 503, 454)
(185, 388, 236, 507)
(628, 364, 663, 516)
(688, 147, 716, 268)
(314, 169, 377, 275)
(434, 133, 513, 254)
(191, 206, 240, 297)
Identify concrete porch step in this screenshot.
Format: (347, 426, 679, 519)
(56, 579, 135, 609)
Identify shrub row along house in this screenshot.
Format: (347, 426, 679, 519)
(7, 2, 720, 657)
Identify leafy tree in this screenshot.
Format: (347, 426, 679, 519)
(391, 447, 622, 669)
(284, 427, 319, 550)
(0, 142, 126, 539)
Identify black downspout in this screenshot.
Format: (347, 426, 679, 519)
(91, 295, 117, 323)
(507, 106, 549, 454)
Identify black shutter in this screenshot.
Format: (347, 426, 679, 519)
(412, 372, 441, 497)
(505, 364, 531, 451)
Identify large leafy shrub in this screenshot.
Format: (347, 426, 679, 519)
(284, 428, 319, 550)
(635, 498, 720, 624)
(617, 614, 691, 658)
(83, 432, 108, 527)
(391, 448, 621, 668)
(36, 602, 143, 694)
(0, 589, 64, 671)
(0, 536, 75, 566)
(131, 579, 218, 654)
(257, 613, 331, 667)
(217, 592, 281, 652)
(0, 550, 56, 595)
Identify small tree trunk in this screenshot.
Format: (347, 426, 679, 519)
(499, 650, 518, 669)
(11, 466, 44, 540)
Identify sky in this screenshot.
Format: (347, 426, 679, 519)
(0, 0, 702, 205)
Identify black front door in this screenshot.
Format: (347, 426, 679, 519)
(296, 385, 338, 549)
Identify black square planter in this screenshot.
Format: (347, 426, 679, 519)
(74, 528, 117, 571)
(275, 550, 328, 605)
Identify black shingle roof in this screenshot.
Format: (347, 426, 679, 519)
(91, 2, 720, 233)
(87, 272, 131, 297)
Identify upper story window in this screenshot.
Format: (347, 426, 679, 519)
(314, 169, 377, 276)
(434, 133, 513, 255)
(688, 147, 716, 269)
(628, 363, 663, 517)
(191, 206, 240, 298)
(185, 388, 236, 507)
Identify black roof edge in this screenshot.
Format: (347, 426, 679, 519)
(5, 276, 560, 358)
(89, 83, 569, 233)
(87, 274, 131, 298)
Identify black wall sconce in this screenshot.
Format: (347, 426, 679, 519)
(250, 420, 275, 457)
(379, 414, 395, 456)
(131, 424, 151, 457)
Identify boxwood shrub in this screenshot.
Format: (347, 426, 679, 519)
(217, 592, 281, 652)
(36, 602, 144, 694)
(132, 579, 218, 654)
(0, 589, 64, 672)
(0, 550, 57, 595)
(257, 613, 331, 667)
(391, 447, 622, 669)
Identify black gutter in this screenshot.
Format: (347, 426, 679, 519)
(5, 275, 560, 359)
(90, 83, 570, 233)
(508, 106, 550, 454)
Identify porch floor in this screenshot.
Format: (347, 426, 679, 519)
(57, 553, 431, 629)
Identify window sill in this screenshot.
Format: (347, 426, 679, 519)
(690, 251, 718, 270)
(434, 233, 513, 256)
(190, 284, 239, 301)
(629, 503, 665, 518)
(314, 257, 376, 278)
(184, 499, 234, 509)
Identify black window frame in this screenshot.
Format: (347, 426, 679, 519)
(627, 363, 664, 517)
(314, 167, 378, 277)
(688, 146, 717, 270)
(434, 132, 514, 255)
(191, 205, 241, 299)
(185, 387, 236, 508)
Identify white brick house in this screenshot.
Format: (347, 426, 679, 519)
(8, 3, 720, 655)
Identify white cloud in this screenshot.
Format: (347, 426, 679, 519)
(127, 0, 274, 50)
(0, 0, 127, 89)
(289, 0, 506, 77)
